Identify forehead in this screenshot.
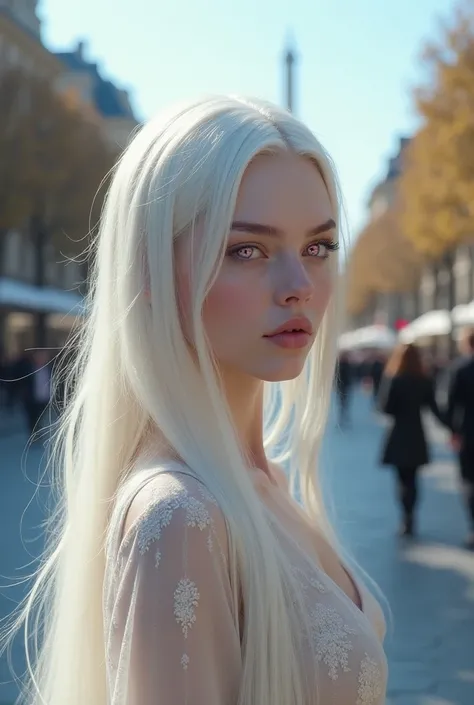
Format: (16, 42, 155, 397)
(233, 151, 334, 227)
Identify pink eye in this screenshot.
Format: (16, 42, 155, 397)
(227, 245, 263, 260)
(237, 247, 256, 259)
(306, 241, 338, 258)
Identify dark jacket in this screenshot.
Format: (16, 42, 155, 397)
(445, 355, 474, 447)
(371, 359, 384, 395)
(378, 373, 443, 468)
(335, 359, 353, 393)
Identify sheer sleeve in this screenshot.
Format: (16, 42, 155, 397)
(104, 471, 242, 705)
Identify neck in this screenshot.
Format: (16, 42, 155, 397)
(220, 368, 270, 477)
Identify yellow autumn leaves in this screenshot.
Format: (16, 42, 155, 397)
(0, 67, 114, 257)
(346, 2, 474, 316)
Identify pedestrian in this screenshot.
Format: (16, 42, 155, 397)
(444, 328, 474, 550)
(0, 352, 19, 411)
(370, 352, 386, 405)
(378, 343, 444, 538)
(1, 96, 388, 705)
(335, 350, 353, 426)
(15, 350, 52, 439)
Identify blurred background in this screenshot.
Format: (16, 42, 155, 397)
(0, 1, 474, 704)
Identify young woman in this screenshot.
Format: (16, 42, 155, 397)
(379, 343, 444, 537)
(3, 96, 388, 705)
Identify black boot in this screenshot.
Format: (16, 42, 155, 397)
(399, 513, 415, 538)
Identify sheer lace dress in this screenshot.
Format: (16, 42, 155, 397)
(103, 463, 388, 704)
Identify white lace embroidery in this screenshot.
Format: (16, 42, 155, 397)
(174, 578, 200, 637)
(310, 603, 356, 680)
(122, 483, 215, 563)
(357, 653, 384, 705)
(291, 564, 327, 594)
(118, 479, 222, 672)
(198, 484, 218, 506)
(106, 475, 388, 702)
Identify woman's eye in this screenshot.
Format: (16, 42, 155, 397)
(306, 242, 334, 258)
(229, 245, 263, 260)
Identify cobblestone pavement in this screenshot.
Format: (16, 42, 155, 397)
(0, 391, 473, 704)
(324, 391, 474, 705)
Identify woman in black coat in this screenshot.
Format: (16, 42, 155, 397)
(378, 343, 445, 537)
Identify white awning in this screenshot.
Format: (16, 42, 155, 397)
(0, 277, 85, 315)
(452, 301, 474, 327)
(399, 310, 451, 342)
(338, 325, 397, 351)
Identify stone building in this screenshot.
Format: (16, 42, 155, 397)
(0, 1, 139, 356)
(346, 136, 474, 338)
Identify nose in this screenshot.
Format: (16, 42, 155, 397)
(274, 258, 314, 306)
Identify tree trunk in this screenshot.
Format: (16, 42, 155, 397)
(432, 260, 441, 310)
(31, 213, 48, 349)
(443, 250, 457, 358)
(0, 311, 6, 358)
(0, 227, 6, 278)
(469, 246, 474, 303)
(413, 285, 420, 319)
(0, 228, 7, 356)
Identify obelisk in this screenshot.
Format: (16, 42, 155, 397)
(284, 42, 296, 113)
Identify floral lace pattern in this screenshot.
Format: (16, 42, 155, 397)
(310, 603, 357, 680)
(121, 481, 215, 565)
(174, 578, 200, 638)
(292, 564, 327, 594)
(357, 653, 384, 705)
(104, 470, 388, 705)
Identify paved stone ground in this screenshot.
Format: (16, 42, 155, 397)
(0, 391, 473, 704)
(324, 390, 474, 705)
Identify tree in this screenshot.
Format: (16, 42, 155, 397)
(0, 66, 114, 345)
(399, 1, 474, 259)
(0, 68, 36, 276)
(345, 208, 421, 318)
(11, 70, 114, 254)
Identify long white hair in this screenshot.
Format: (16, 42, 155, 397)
(1, 95, 343, 705)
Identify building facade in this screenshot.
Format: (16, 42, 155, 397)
(55, 41, 138, 151)
(0, 0, 62, 77)
(0, 2, 139, 356)
(346, 135, 474, 341)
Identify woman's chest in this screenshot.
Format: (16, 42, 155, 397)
(260, 487, 388, 705)
(288, 552, 388, 705)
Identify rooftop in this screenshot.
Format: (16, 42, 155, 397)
(55, 42, 137, 120)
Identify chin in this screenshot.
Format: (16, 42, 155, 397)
(254, 362, 306, 383)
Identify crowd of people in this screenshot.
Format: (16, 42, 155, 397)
(335, 328, 474, 550)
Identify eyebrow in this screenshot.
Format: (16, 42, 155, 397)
(230, 218, 336, 238)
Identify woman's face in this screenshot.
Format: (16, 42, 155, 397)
(176, 151, 337, 382)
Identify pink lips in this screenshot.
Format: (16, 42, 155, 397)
(264, 317, 313, 349)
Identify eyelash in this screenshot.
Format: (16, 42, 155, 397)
(227, 240, 340, 261)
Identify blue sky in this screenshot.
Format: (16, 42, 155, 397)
(40, 0, 456, 237)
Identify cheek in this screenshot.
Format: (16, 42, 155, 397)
(312, 267, 333, 314)
(203, 275, 263, 334)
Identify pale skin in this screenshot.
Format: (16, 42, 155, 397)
(174, 151, 362, 609)
(176, 151, 335, 474)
